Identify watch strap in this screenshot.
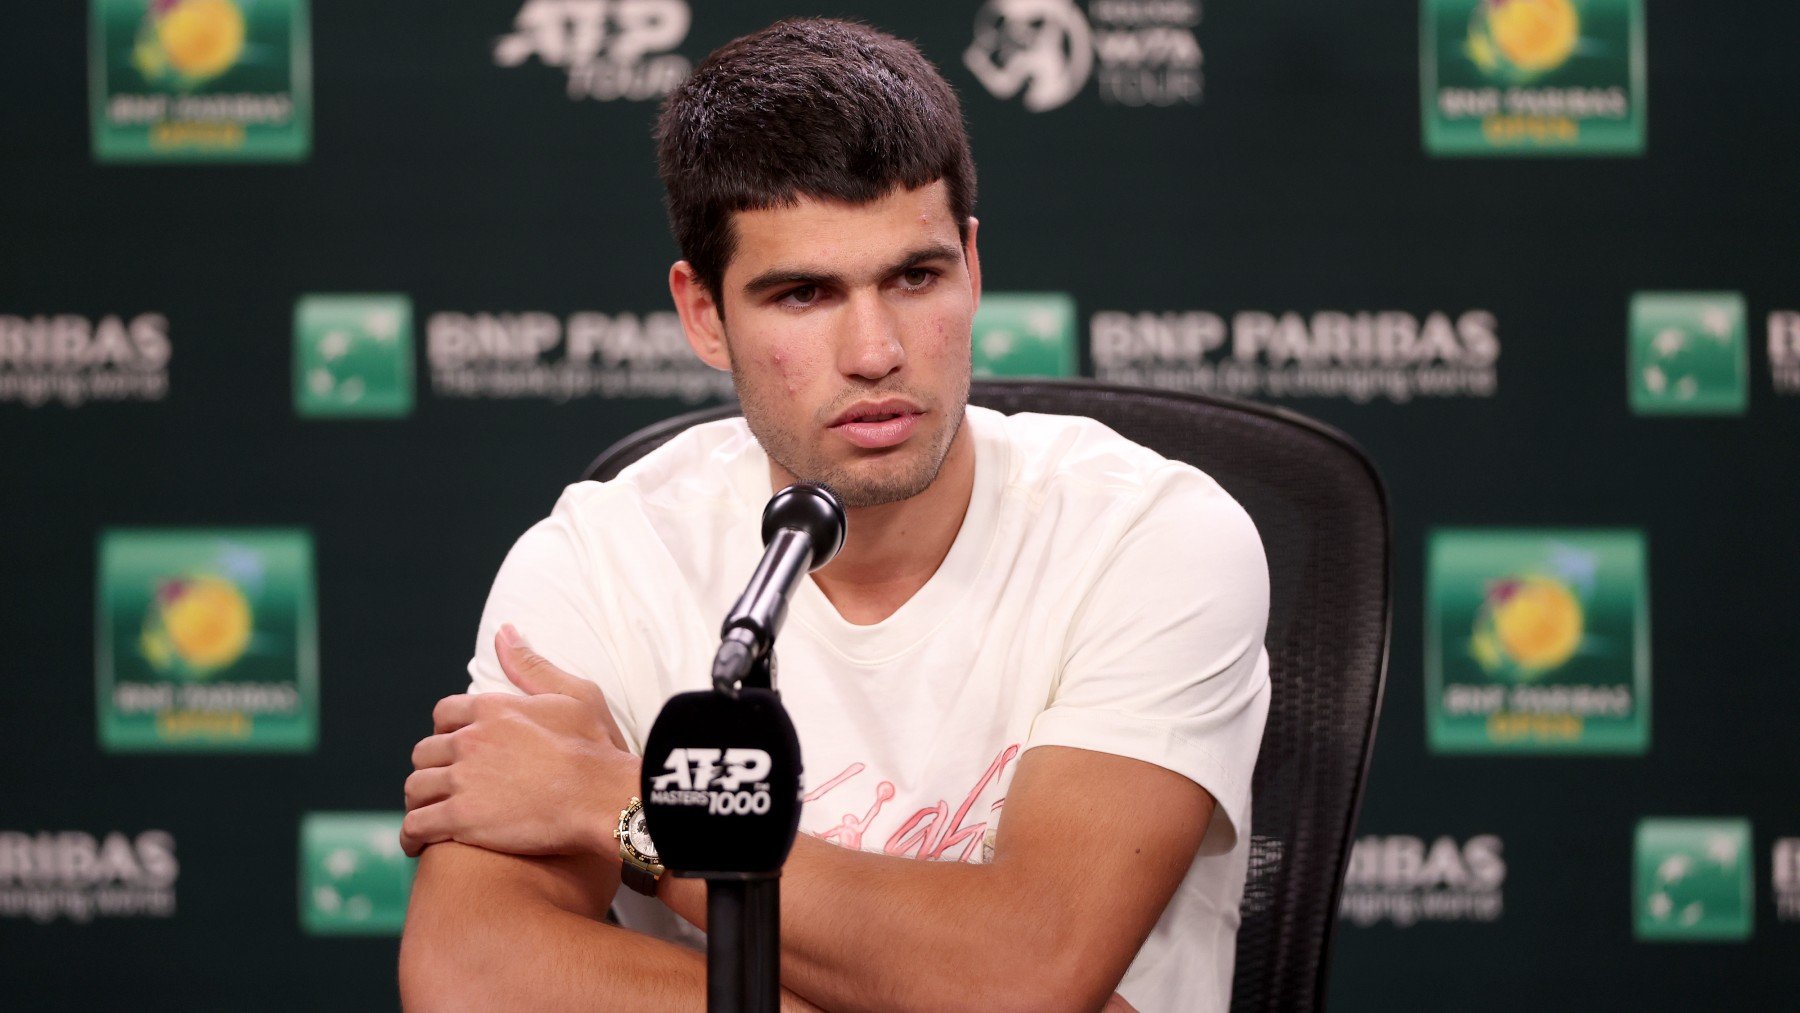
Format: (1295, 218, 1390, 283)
(621, 860, 661, 897)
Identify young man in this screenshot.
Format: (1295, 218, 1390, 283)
(397, 18, 1268, 1013)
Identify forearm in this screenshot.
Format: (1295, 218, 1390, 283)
(401, 843, 820, 1011)
(659, 835, 1089, 1011)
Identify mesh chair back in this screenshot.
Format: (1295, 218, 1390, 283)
(583, 379, 1390, 1011)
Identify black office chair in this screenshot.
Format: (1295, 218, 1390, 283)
(584, 378, 1390, 1012)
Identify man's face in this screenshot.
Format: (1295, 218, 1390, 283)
(704, 181, 979, 508)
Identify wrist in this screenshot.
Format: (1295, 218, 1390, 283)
(593, 759, 642, 859)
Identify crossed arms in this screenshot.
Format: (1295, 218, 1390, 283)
(396, 632, 1214, 1012)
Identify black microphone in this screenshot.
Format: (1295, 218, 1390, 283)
(640, 484, 842, 879)
(712, 483, 846, 692)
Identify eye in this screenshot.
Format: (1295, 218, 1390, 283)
(780, 284, 820, 307)
(900, 268, 938, 290)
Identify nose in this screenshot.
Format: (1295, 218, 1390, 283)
(837, 291, 904, 382)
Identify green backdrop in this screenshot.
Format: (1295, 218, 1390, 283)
(3, 1, 1796, 1008)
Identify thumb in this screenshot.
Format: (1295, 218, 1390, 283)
(495, 624, 584, 697)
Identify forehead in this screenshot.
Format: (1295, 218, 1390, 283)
(724, 180, 961, 280)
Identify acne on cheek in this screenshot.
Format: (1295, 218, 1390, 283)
(766, 345, 820, 396)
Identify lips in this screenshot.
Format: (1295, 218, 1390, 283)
(829, 400, 924, 449)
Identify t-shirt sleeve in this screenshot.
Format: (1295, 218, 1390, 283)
(1025, 468, 1271, 856)
(464, 486, 643, 751)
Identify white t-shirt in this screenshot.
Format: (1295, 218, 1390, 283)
(467, 405, 1271, 1012)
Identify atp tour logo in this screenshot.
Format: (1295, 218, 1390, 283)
(1339, 834, 1506, 927)
(965, 0, 1203, 111)
(494, 0, 691, 102)
(0, 313, 170, 408)
(651, 748, 774, 816)
(0, 830, 178, 923)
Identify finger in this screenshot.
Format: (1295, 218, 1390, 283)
(410, 732, 456, 770)
(432, 694, 477, 734)
(404, 766, 453, 812)
(495, 624, 591, 699)
(401, 802, 455, 856)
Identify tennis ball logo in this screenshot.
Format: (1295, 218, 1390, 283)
(1470, 574, 1583, 678)
(1466, 0, 1580, 79)
(133, 0, 247, 85)
(139, 573, 254, 677)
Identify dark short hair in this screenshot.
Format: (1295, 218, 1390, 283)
(655, 19, 977, 303)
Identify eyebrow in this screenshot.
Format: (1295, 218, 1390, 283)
(740, 241, 964, 297)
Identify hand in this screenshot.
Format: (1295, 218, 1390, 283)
(401, 624, 640, 859)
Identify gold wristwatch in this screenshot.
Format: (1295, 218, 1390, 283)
(614, 796, 665, 896)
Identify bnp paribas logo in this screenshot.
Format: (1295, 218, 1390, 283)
(89, 0, 312, 162)
(300, 813, 413, 935)
(96, 529, 317, 751)
(1421, 0, 1645, 156)
(1426, 529, 1648, 754)
(294, 294, 415, 418)
(1629, 292, 1747, 416)
(1635, 818, 1754, 941)
(971, 293, 1078, 379)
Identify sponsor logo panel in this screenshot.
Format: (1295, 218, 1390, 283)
(0, 313, 170, 407)
(494, 0, 692, 102)
(1774, 838, 1800, 923)
(1771, 311, 1800, 396)
(427, 308, 731, 404)
(90, 0, 311, 162)
(1339, 834, 1506, 927)
(1426, 529, 1648, 754)
(0, 830, 178, 923)
(293, 294, 415, 419)
(1421, 0, 1645, 156)
(1629, 292, 1747, 416)
(97, 528, 317, 752)
(966, 0, 1203, 111)
(300, 813, 413, 935)
(972, 293, 1079, 378)
(1635, 818, 1753, 941)
(1091, 308, 1499, 402)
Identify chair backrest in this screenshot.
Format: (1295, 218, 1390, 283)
(584, 378, 1390, 1012)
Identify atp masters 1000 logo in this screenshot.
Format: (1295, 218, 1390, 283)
(1421, 0, 1644, 155)
(97, 529, 317, 751)
(1426, 529, 1649, 754)
(89, 0, 311, 162)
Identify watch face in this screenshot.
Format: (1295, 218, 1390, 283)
(626, 810, 657, 860)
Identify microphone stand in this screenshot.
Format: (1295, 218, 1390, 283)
(643, 483, 841, 1013)
(697, 646, 782, 1013)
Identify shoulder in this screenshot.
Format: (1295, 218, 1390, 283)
(548, 416, 760, 531)
(975, 406, 1260, 556)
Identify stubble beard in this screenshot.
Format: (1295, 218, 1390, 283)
(728, 357, 968, 510)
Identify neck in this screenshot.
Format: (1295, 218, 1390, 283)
(773, 418, 976, 626)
